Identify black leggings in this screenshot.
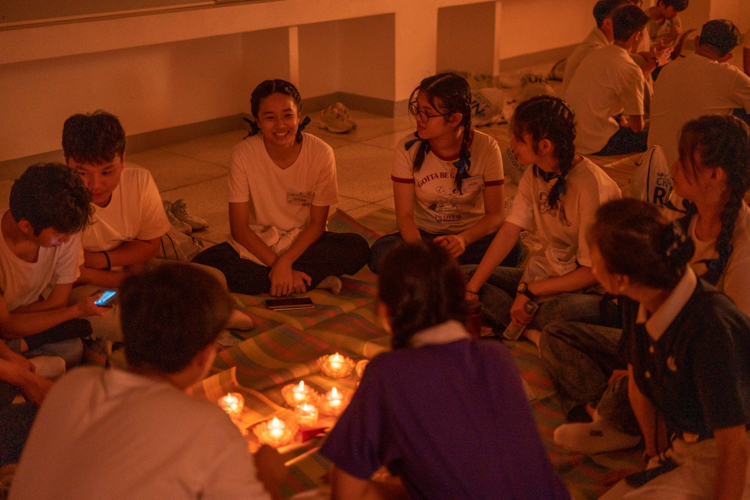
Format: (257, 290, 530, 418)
(192, 232, 370, 295)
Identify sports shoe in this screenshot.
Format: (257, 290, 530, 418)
(317, 103, 355, 134)
(170, 198, 209, 231)
(163, 200, 192, 234)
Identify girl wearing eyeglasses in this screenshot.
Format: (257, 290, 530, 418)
(368, 72, 523, 274)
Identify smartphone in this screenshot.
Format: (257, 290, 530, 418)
(265, 297, 314, 311)
(94, 290, 118, 307)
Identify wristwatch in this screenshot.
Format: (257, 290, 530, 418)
(516, 282, 536, 301)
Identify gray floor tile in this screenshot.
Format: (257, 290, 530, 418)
(160, 177, 229, 245)
(127, 150, 228, 192)
(158, 130, 246, 167)
(334, 143, 393, 202)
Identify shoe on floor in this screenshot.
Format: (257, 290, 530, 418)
(171, 198, 209, 231)
(163, 200, 192, 234)
(553, 412, 641, 455)
(317, 104, 355, 134)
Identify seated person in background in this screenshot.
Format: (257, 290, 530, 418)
(590, 199, 750, 500)
(648, 20, 749, 167)
(0, 164, 105, 367)
(64, 111, 252, 338)
(464, 96, 621, 338)
(561, 0, 629, 96)
(63, 111, 171, 290)
(542, 115, 750, 455)
(321, 242, 570, 500)
(744, 28, 749, 77)
(646, 0, 688, 47)
(10, 264, 280, 500)
(0, 340, 53, 467)
(193, 79, 369, 296)
(565, 5, 650, 155)
(368, 72, 522, 274)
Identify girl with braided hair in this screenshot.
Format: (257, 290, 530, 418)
(368, 72, 523, 274)
(465, 95, 621, 337)
(587, 199, 750, 500)
(193, 79, 369, 296)
(668, 114, 750, 315)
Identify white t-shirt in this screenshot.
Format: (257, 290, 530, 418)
(10, 367, 271, 500)
(565, 44, 645, 154)
(226, 133, 338, 260)
(648, 53, 750, 166)
(391, 130, 504, 234)
(561, 27, 610, 96)
(0, 225, 81, 312)
(688, 203, 750, 317)
(647, 14, 681, 45)
(505, 157, 621, 282)
(81, 166, 171, 252)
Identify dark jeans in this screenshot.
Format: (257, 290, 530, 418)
(595, 126, 649, 156)
(0, 380, 37, 466)
(539, 321, 639, 435)
(368, 230, 524, 275)
(192, 232, 370, 295)
(463, 266, 615, 332)
(5, 318, 91, 367)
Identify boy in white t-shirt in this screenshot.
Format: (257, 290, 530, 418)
(0, 164, 106, 366)
(648, 20, 749, 167)
(565, 5, 650, 155)
(646, 0, 688, 46)
(10, 264, 278, 500)
(63, 111, 171, 290)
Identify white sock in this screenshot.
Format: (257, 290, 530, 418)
(29, 356, 66, 380)
(553, 418, 641, 454)
(316, 276, 343, 295)
(226, 310, 254, 331)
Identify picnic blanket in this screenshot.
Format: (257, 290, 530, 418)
(180, 208, 642, 499)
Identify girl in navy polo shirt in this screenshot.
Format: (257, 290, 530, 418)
(321, 242, 569, 500)
(588, 199, 750, 500)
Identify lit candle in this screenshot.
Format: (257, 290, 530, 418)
(253, 416, 297, 448)
(281, 380, 319, 407)
(318, 387, 352, 417)
(218, 392, 244, 420)
(295, 402, 319, 427)
(318, 353, 354, 378)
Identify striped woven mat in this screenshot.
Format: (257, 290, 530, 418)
(182, 208, 641, 499)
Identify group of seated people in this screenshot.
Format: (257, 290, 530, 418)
(2, 1, 750, 497)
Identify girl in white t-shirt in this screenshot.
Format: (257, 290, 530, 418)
(368, 72, 523, 274)
(193, 80, 369, 296)
(465, 95, 621, 337)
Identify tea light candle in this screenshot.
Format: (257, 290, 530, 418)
(355, 359, 369, 379)
(295, 402, 319, 427)
(218, 392, 244, 420)
(281, 380, 319, 407)
(318, 353, 354, 378)
(253, 416, 297, 448)
(318, 387, 352, 417)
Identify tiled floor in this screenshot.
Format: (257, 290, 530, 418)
(142, 109, 415, 245)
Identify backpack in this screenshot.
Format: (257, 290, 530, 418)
(625, 145, 672, 206)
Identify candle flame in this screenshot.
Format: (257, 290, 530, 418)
(330, 353, 344, 362)
(268, 416, 285, 430)
(297, 380, 305, 390)
(331, 387, 338, 397)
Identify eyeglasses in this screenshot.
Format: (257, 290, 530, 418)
(409, 101, 447, 122)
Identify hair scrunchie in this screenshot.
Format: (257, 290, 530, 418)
(453, 151, 472, 194)
(404, 131, 431, 155)
(536, 167, 568, 196)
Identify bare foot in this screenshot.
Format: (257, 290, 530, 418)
(316, 276, 343, 295)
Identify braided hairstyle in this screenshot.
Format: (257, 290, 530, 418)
(409, 73, 473, 192)
(511, 95, 576, 210)
(249, 79, 305, 143)
(677, 115, 750, 285)
(378, 241, 468, 349)
(589, 199, 695, 290)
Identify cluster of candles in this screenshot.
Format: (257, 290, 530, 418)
(218, 352, 368, 449)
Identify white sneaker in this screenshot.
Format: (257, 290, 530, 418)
(553, 416, 641, 454)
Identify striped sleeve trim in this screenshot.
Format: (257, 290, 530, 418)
(391, 176, 415, 184)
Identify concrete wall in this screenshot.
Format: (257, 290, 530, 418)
(437, 2, 497, 74)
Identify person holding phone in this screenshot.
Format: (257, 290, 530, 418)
(193, 79, 369, 296)
(0, 164, 107, 368)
